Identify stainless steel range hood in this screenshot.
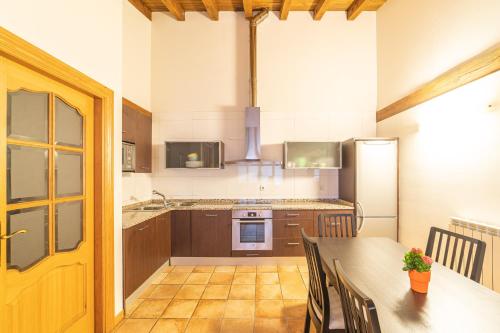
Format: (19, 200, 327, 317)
(225, 10, 281, 166)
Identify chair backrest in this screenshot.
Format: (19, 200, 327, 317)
(317, 213, 356, 238)
(425, 226, 486, 282)
(334, 259, 382, 333)
(301, 228, 331, 327)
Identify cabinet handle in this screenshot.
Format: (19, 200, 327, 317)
(138, 225, 150, 231)
(287, 242, 300, 246)
(286, 213, 300, 217)
(286, 223, 300, 227)
(205, 214, 218, 217)
(122, 131, 127, 133)
(246, 253, 259, 256)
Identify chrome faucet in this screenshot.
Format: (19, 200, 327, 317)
(152, 190, 168, 208)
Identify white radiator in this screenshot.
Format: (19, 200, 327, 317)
(449, 217, 500, 292)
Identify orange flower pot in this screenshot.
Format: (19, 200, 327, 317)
(408, 270, 431, 293)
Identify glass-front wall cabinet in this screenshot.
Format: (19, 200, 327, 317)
(284, 141, 342, 169)
(165, 141, 224, 169)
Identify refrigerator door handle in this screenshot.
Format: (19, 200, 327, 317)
(356, 201, 365, 233)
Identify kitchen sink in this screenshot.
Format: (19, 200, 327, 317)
(178, 202, 197, 207)
(126, 205, 166, 212)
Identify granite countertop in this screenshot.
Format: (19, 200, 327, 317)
(122, 199, 353, 229)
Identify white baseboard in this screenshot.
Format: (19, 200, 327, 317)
(125, 259, 171, 312)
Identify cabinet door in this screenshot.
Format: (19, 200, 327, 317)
(191, 210, 231, 257)
(123, 218, 156, 298)
(156, 212, 171, 268)
(135, 111, 152, 173)
(122, 104, 136, 143)
(171, 210, 192, 257)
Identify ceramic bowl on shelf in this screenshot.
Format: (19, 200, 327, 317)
(185, 160, 203, 168)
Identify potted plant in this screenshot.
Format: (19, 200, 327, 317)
(402, 248, 433, 293)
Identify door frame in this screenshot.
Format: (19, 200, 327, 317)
(0, 27, 116, 332)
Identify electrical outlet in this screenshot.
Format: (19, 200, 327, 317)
(259, 185, 265, 191)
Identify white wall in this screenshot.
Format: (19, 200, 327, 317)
(376, 0, 500, 248)
(0, 0, 124, 315)
(151, 11, 377, 199)
(122, 1, 153, 204)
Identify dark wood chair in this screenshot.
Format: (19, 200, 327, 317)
(301, 229, 345, 333)
(317, 213, 356, 238)
(425, 226, 486, 282)
(333, 259, 381, 333)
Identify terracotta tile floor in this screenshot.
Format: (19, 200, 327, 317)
(114, 265, 316, 333)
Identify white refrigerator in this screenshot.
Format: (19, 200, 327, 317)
(339, 138, 398, 240)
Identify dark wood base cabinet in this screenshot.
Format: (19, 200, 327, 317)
(171, 210, 192, 257)
(273, 210, 314, 256)
(191, 210, 232, 257)
(123, 212, 171, 298)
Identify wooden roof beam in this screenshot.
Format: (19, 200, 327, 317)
(313, 0, 329, 20)
(280, 0, 292, 20)
(128, 0, 152, 20)
(201, 0, 219, 20)
(243, 0, 253, 18)
(346, 0, 368, 20)
(376, 43, 500, 122)
(160, 0, 185, 21)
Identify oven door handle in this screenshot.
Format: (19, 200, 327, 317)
(234, 220, 269, 224)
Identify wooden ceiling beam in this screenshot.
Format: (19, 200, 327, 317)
(313, 0, 329, 20)
(201, 0, 219, 20)
(128, 0, 152, 20)
(280, 0, 292, 20)
(376, 43, 500, 122)
(160, 0, 185, 21)
(346, 0, 368, 20)
(243, 0, 253, 18)
(279, 0, 292, 20)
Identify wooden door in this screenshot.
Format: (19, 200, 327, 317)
(191, 210, 231, 257)
(0, 57, 94, 332)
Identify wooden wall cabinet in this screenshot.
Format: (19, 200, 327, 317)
(123, 212, 171, 298)
(191, 210, 232, 257)
(122, 98, 152, 173)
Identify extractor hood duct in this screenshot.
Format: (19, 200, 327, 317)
(226, 9, 280, 166)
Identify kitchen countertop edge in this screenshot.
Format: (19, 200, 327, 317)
(122, 201, 354, 230)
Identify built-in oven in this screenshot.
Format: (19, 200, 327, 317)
(232, 209, 272, 251)
(122, 142, 136, 172)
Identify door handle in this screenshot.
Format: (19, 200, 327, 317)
(1, 229, 27, 240)
(356, 202, 365, 233)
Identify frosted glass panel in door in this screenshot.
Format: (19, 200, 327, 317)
(355, 140, 397, 217)
(7, 90, 49, 143)
(55, 200, 83, 252)
(55, 96, 83, 147)
(56, 151, 83, 197)
(7, 145, 48, 203)
(7, 206, 49, 271)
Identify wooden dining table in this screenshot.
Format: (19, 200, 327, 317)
(315, 237, 500, 332)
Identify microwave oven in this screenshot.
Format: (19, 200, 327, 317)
(122, 142, 136, 172)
